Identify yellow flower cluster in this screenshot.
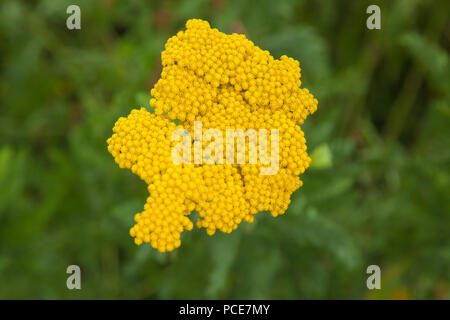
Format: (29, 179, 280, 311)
(107, 19, 318, 252)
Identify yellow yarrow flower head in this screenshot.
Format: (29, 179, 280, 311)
(107, 19, 318, 252)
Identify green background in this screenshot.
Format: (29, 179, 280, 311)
(0, 0, 449, 299)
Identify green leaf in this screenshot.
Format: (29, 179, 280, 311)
(310, 143, 333, 169)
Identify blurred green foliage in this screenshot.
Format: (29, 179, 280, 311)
(0, 0, 449, 299)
